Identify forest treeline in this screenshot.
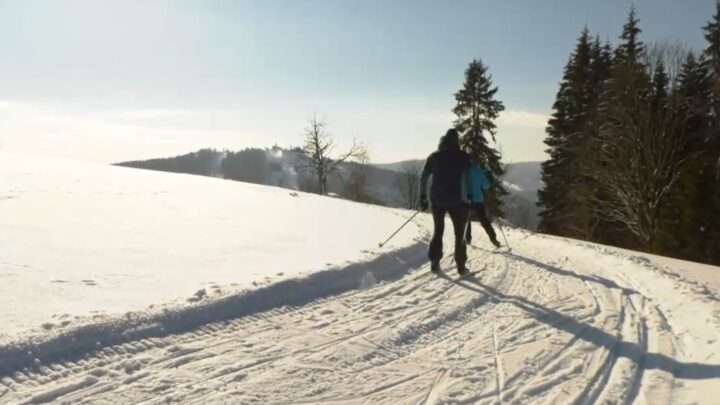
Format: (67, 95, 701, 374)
(538, 5, 720, 265)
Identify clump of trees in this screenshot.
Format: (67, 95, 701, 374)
(222, 149, 270, 184)
(538, 4, 720, 264)
(397, 162, 422, 210)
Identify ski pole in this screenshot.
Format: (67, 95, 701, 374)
(498, 221, 511, 251)
(378, 210, 421, 248)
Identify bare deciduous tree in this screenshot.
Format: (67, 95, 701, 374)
(344, 148, 375, 203)
(594, 89, 695, 251)
(397, 162, 422, 209)
(301, 116, 366, 195)
(645, 41, 691, 90)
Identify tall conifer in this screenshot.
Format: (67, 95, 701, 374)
(453, 59, 507, 216)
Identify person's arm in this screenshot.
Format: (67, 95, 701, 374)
(461, 170, 471, 204)
(481, 169, 492, 191)
(419, 154, 433, 209)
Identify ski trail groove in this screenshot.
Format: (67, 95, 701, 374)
(492, 322, 504, 404)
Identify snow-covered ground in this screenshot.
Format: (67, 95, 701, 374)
(0, 153, 424, 341)
(1, 153, 719, 404)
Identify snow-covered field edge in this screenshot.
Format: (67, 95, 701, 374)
(0, 241, 427, 376)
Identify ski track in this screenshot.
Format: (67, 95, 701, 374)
(1, 227, 718, 404)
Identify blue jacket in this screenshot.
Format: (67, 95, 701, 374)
(467, 164, 491, 203)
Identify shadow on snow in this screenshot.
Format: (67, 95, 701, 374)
(436, 264, 720, 380)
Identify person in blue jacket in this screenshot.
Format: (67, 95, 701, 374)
(466, 163, 502, 248)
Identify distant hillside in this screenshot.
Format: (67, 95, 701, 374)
(117, 150, 543, 230)
(502, 161, 542, 230)
(116, 147, 410, 208)
(504, 161, 542, 196)
(372, 160, 424, 174)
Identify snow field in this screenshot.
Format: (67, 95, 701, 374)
(2, 153, 719, 403)
(2, 223, 719, 403)
(0, 152, 424, 341)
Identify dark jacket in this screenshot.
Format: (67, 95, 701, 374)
(421, 135, 471, 209)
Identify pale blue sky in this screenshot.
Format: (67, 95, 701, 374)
(0, 0, 717, 163)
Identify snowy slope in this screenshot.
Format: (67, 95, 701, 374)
(1, 154, 720, 404)
(0, 153, 425, 342)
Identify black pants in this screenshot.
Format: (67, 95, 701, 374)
(466, 202, 497, 243)
(429, 204, 470, 267)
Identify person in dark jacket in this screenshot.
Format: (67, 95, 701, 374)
(420, 129, 472, 275)
(466, 163, 501, 248)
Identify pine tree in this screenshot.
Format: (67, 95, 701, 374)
(703, 1, 720, 136)
(453, 58, 507, 217)
(614, 6, 645, 67)
(676, 52, 712, 134)
(590, 38, 613, 93)
(576, 37, 613, 240)
(651, 60, 670, 112)
(704, 1, 720, 85)
(538, 28, 598, 237)
(666, 52, 713, 260)
(698, 1, 720, 263)
(538, 58, 573, 234)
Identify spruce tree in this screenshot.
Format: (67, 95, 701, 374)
(614, 6, 645, 66)
(576, 37, 613, 240)
(651, 60, 670, 112)
(703, 1, 720, 85)
(538, 28, 597, 237)
(666, 52, 713, 260)
(699, 1, 720, 263)
(453, 58, 507, 217)
(538, 58, 573, 234)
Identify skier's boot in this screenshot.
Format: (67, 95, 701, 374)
(457, 264, 469, 277)
(490, 238, 502, 249)
(431, 260, 441, 273)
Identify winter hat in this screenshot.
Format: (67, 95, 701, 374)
(439, 128, 461, 151)
(445, 128, 459, 142)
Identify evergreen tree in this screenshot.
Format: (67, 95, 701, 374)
(698, 1, 720, 263)
(703, 1, 720, 135)
(703, 1, 720, 84)
(453, 58, 507, 216)
(651, 60, 670, 112)
(676, 52, 711, 134)
(590, 38, 613, 93)
(667, 52, 713, 260)
(576, 37, 613, 240)
(614, 6, 645, 66)
(538, 28, 598, 237)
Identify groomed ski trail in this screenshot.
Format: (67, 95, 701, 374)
(2, 227, 720, 404)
